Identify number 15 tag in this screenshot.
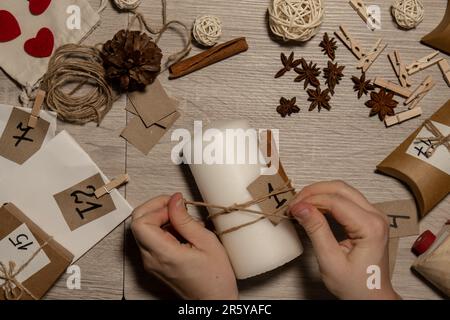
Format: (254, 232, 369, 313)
(0, 224, 50, 286)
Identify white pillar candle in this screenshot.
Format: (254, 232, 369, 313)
(187, 120, 303, 279)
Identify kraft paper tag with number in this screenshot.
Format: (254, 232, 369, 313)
(0, 223, 50, 286)
(247, 170, 294, 225)
(53, 173, 116, 231)
(374, 199, 419, 238)
(0, 108, 49, 164)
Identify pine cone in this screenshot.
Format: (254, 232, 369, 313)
(102, 30, 163, 91)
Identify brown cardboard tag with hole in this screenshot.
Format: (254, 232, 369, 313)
(374, 199, 420, 239)
(247, 169, 294, 225)
(53, 173, 116, 231)
(0, 108, 50, 165)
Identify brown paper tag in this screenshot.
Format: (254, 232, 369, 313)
(53, 173, 116, 231)
(127, 80, 179, 127)
(0, 108, 50, 165)
(247, 170, 294, 225)
(374, 199, 419, 238)
(121, 111, 180, 155)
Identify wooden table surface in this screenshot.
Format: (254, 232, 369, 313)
(0, 0, 448, 300)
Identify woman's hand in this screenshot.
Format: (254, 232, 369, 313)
(131, 193, 238, 300)
(289, 181, 400, 300)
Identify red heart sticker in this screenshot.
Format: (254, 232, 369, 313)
(24, 28, 54, 58)
(0, 10, 21, 42)
(29, 0, 52, 15)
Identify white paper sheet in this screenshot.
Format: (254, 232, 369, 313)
(0, 223, 50, 286)
(0, 131, 132, 261)
(0, 104, 57, 179)
(406, 121, 450, 175)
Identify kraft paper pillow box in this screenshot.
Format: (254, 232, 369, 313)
(0, 203, 73, 300)
(377, 100, 450, 217)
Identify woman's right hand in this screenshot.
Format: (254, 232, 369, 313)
(289, 181, 401, 300)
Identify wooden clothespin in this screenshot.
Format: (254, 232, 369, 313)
(349, 0, 378, 30)
(388, 50, 411, 87)
(406, 51, 442, 75)
(374, 77, 412, 98)
(334, 25, 364, 60)
(27, 89, 46, 128)
(384, 107, 422, 127)
(335, 25, 385, 73)
(357, 39, 387, 73)
(405, 76, 435, 110)
(438, 59, 450, 86)
(95, 174, 129, 198)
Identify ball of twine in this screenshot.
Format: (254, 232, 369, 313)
(268, 0, 324, 42)
(113, 0, 141, 11)
(41, 44, 115, 126)
(192, 15, 222, 47)
(391, 0, 424, 29)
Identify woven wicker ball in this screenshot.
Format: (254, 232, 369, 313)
(391, 0, 424, 29)
(192, 15, 223, 47)
(268, 0, 324, 42)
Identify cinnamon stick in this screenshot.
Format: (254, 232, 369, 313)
(169, 37, 249, 79)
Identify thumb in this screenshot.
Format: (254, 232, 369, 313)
(168, 193, 214, 248)
(290, 202, 343, 265)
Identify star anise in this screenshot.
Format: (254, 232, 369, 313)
(294, 59, 321, 89)
(365, 88, 398, 121)
(276, 97, 300, 117)
(352, 73, 375, 99)
(275, 52, 302, 78)
(307, 87, 331, 112)
(323, 61, 345, 95)
(319, 33, 338, 60)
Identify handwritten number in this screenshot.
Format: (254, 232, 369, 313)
(268, 183, 287, 209)
(9, 234, 33, 250)
(387, 214, 410, 229)
(13, 122, 34, 147)
(70, 185, 103, 219)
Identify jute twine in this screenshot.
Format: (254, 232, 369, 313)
(415, 119, 450, 158)
(128, 0, 192, 69)
(192, 15, 223, 47)
(0, 239, 52, 300)
(40, 44, 115, 126)
(391, 0, 424, 29)
(185, 181, 297, 235)
(268, 0, 324, 42)
(37, 0, 190, 125)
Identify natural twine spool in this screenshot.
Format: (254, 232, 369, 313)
(268, 0, 324, 42)
(41, 44, 115, 126)
(192, 15, 223, 47)
(391, 0, 424, 29)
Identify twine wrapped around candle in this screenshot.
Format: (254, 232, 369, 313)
(185, 181, 297, 235)
(0, 239, 52, 300)
(415, 119, 450, 157)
